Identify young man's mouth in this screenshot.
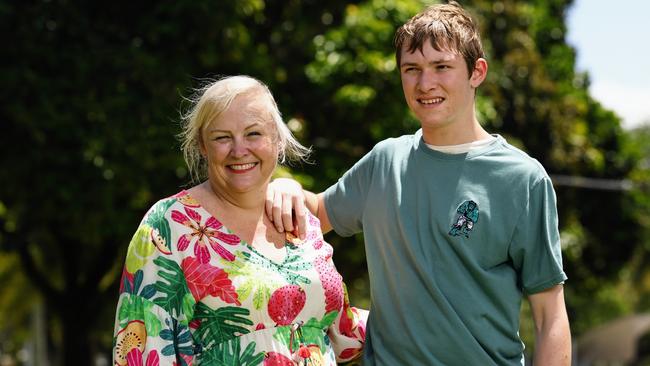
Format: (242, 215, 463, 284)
(419, 97, 444, 105)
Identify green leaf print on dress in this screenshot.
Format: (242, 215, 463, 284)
(221, 251, 282, 310)
(273, 311, 338, 354)
(223, 246, 313, 310)
(117, 294, 163, 337)
(118, 268, 164, 337)
(125, 225, 156, 273)
(143, 198, 176, 253)
(242, 244, 313, 285)
(152, 256, 195, 321)
(199, 338, 265, 366)
(160, 318, 194, 365)
(193, 302, 253, 345)
(276, 252, 313, 285)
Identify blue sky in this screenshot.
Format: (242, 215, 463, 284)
(566, 0, 650, 129)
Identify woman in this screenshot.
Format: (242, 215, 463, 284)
(112, 76, 367, 365)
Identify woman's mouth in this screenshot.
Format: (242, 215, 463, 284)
(228, 163, 257, 173)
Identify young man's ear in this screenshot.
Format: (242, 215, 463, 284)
(470, 58, 488, 88)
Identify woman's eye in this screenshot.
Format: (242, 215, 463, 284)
(214, 135, 230, 141)
(248, 131, 262, 137)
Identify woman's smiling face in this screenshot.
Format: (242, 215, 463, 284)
(201, 89, 279, 196)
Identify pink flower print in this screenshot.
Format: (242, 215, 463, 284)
(305, 230, 319, 241)
(171, 207, 240, 263)
(182, 256, 240, 305)
(339, 345, 363, 361)
(126, 348, 142, 366)
(145, 351, 160, 366)
(125, 349, 160, 366)
(308, 214, 320, 227)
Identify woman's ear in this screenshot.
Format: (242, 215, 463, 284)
(470, 58, 488, 88)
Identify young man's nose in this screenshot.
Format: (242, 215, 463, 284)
(418, 69, 438, 92)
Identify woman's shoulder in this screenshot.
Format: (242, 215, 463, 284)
(139, 190, 196, 225)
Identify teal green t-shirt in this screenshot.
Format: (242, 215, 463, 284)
(323, 130, 567, 365)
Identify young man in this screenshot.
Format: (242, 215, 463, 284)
(269, 2, 571, 364)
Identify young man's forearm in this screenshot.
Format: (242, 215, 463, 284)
(304, 191, 332, 234)
(530, 285, 572, 365)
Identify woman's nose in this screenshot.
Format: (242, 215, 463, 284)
(230, 138, 250, 158)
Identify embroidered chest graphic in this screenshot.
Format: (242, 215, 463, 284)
(449, 200, 479, 238)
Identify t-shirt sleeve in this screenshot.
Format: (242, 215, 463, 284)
(323, 149, 376, 237)
(509, 176, 567, 295)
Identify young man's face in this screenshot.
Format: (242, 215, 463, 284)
(399, 40, 486, 139)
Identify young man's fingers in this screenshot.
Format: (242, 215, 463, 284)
(293, 195, 307, 240)
(272, 190, 285, 232)
(281, 193, 294, 233)
(265, 185, 275, 221)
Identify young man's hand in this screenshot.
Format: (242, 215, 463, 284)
(265, 178, 308, 239)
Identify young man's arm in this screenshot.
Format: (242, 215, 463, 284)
(528, 284, 572, 365)
(304, 191, 332, 234)
(265, 178, 332, 238)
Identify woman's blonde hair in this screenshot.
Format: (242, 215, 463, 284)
(179, 75, 311, 183)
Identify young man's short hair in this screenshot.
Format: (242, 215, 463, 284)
(394, 1, 485, 75)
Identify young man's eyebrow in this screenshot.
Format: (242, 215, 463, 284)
(400, 57, 455, 68)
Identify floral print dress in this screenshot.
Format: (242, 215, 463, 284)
(113, 191, 367, 366)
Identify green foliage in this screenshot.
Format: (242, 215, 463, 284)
(623, 124, 650, 312)
(0, 253, 38, 355)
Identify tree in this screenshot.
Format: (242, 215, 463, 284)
(0, 0, 359, 363)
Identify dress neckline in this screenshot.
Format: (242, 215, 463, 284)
(177, 189, 294, 265)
